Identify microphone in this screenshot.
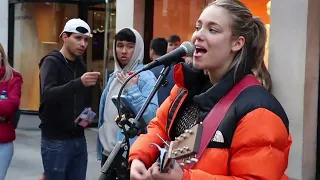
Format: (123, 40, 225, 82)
(143, 41, 195, 71)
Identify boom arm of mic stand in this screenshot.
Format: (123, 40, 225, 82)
(131, 65, 172, 133)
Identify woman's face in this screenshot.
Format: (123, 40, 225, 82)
(191, 5, 244, 72)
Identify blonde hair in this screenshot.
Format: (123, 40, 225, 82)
(0, 43, 14, 82)
(208, 0, 272, 91)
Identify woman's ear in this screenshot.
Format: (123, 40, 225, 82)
(231, 36, 245, 52)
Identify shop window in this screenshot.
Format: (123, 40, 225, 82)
(240, 0, 271, 68)
(89, 4, 106, 62)
(86, 2, 116, 86)
(13, 3, 78, 111)
(103, 2, 117, 82)
(153, 0, 271, 67)
(86, 2, 116, 116)
(153, 0, 207, 42)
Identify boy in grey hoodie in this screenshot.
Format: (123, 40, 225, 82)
(97, 28, 158, 177)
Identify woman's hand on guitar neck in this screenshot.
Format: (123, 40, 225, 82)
(148, 161, 183, 180)
(130, 159, 183, 180)
(130, 159, 150, 180)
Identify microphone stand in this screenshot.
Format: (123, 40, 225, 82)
(99, 65, 172, 180)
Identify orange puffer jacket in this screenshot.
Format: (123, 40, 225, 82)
(129, 63, 292, 180)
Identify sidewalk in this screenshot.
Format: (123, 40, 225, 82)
(6, 114, 101, 180)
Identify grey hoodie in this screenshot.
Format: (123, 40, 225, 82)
(98, 28, 145, 156)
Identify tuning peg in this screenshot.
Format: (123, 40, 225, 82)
(175, 136, 182, 141)
(183, 146, 189, 151)
(185, 159, 191, 164)
(179, 162, 185, 167)
(184, 129, 193, 134)
(190, 158, 198, 163)
(180, 134, 187, 139)
(177, 148, 183, 153)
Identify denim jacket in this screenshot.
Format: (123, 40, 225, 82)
(97, 64, 158, 160)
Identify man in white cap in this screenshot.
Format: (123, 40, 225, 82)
(38, 18, 100, 180)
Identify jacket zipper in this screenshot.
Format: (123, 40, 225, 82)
(65, 62, 78, 133)
(73, 68, 77, 130)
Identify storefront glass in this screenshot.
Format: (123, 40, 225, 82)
(153, 0, 207, 42)
(87, 2, 116, 114)
(12, 1, 114, 113)
(102, 1, 117, 86)
(241, 0, 270, 68)
(13, 3, 79, 111)
(153, 0, 271, 67)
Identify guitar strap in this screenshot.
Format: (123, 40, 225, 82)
(189, 74, 260, 169)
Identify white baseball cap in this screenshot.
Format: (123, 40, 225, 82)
(60, 18, 92, 38)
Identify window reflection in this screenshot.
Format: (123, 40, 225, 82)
(85, 2, 116, 116)
(240, 0, 270, 67)
(153, 0, 207, 42)
(13, 3, 78, 111)
(103, 2, 116, 82)
(90, 4, 106, 61)
(153, 0, 270, 67)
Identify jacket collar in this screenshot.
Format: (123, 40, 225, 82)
(173, 62, 252, 111)
(39, 50, 86, 70)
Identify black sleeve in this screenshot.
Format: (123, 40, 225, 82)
(40, 57, 85, 103)
(79, 58, 92, 107)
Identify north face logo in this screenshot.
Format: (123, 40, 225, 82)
(211, 130, 224, 143)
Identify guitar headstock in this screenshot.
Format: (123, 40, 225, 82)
(162, 123, 203, 169)
(167, 123, 202, 160)
(150, 123, 203, 173)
